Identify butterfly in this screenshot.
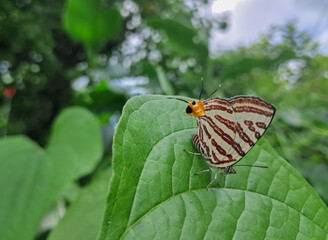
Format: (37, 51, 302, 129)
(172, 92, 276, 190)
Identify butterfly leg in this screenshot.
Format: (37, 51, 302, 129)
(219, 166, 236, 177)
(224, 166, 236, 174)
(194, 167, 212, 176)
(206, 171, 218, 191)
(184, 149, 202, 156)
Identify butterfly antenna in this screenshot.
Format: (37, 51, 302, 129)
(234, 165, 269, 168)
(205, 83, 222, 100)
(198, 77, 204, 100)
(167, 97, 189, 103)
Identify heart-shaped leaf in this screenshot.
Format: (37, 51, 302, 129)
(0, 107, 102, 240)
(98, 95, 328, 240)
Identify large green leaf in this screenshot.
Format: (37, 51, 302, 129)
(0, 107, 102, 240)
(98, 95, 328, 240)
(48, 168, 111, 240)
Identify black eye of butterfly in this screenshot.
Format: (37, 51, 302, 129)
(192, 101, 196, 105)
(186, 106, 193, 114)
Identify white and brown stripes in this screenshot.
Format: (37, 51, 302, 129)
(230, 96, 275, 118)
(202, 116, 245, 156)
(192, 134, 236, 165)
(194, 96, 275, 168)
(192, 134, 207, 156)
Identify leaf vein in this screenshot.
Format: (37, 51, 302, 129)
(120, 188, 326, 239)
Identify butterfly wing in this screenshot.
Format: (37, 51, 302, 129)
(198, 96, 275, 168)
(227, 96, 275, 159)
(198, 98, 238, 167)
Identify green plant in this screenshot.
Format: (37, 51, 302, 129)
(0, 107, 103, 240)
(1, 96, 327, 239)
(63, 0, 123, 65)
(48, 168, 111, 240)
(98, 95, 328, 239)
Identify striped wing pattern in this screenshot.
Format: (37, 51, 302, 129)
(195, 96, 275, 168)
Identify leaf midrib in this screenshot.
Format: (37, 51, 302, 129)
(114, 97, 196, 232)
(126, 127, 197, 226)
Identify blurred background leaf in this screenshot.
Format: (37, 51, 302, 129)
(148, 18, 208, 59)
(64, 0, 122, 46)
(48, 168, 111, 240)
(63, 0, 123, 66)
(0, 107, 102, 240)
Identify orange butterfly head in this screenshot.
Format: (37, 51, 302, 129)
(186, 100, 206, 118)
(168, 97, 206, 118)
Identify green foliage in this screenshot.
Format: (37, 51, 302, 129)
(148, 19, 208, 59)
(64, 0, 123, 50)
(155, 66, 174, 95)
(98, 95, 328, 240)
(1, 0, 328, 239)
(48, 168, 111, 240)
(75, 80, 126, 114)
(0, 0, 74, 144)
(0, 107, 103, 240)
